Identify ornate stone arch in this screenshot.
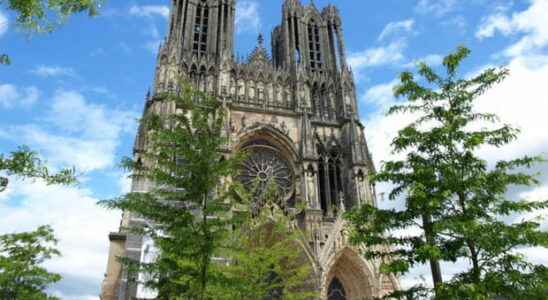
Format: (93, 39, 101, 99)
(323, 247, 377, 300)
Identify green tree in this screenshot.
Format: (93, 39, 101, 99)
(0, 146, 76, 192)
(100, 81, 244, 299)
(0, 225, 61, 300)
(1, 0, 103, 64)
(347, 46, 548, 299)
(0, 2, 99, 298)
(210, 182, 317, 300)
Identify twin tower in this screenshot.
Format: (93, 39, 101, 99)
(101, 1, 398, 299)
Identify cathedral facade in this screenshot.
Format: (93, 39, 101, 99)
(101, 0, 399, 299)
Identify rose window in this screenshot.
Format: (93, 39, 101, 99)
(237, 141, 294, 200)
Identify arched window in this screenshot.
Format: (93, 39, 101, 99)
(199, 66, 207, 91)
(190, 65, 198, 86)
(320, 83, 329, 119)
(317, 146, 327, 213)
(328, 277, 346, 300)
(317, 145, 344, 216)
(193, 0, 209, 57)
(295, 48, 301, 64)
(311, 82, 320, 116)
(308, 20, 322, 72)
(329, 22, 342, 71)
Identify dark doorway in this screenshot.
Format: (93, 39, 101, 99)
(328, 277, 346, 300)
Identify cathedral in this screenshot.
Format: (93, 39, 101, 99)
(101, 0, 399, 299)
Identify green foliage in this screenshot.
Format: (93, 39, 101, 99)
(2, 0, 102, 32)
(0, 225, 61, 300)
(100, 80, 242, 299)
(0, 54, 10, 65)
(347, 46, 548, 299)
(0, 146, 76, 192)
(210, 181, 317, 300)
(0, 0, 103, 65)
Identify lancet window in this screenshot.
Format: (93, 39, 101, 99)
(193, 0, 209, 57)
(308, 20, 323, 72)
(311, 83, 334, 120)
(328, 22, 342, 71)
(317, 144, 344, 216)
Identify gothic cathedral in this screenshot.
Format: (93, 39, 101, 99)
(101, 0, 399, 299)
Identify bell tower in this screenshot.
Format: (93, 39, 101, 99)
(165, 0, 235, 60)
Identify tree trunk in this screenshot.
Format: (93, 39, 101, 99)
(458, 192, 481, 284)
(422, 213, 443, 294)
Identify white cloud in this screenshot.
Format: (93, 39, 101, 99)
(0, 178, 120, 300)
(145, 39, 162, 54)
(127, 4, 168, 54)
(415, 0, 457, 17)
(0, 83, 40, 108)
(348, 18, 418, 80)
(236, 1, 261, 34)
(0, 10, 8, 37)
(129, 5, 170, 19)
(362, 79, 399, 110)
(139, 16, 163, 54)
(443, 15, 467, 31)
(31, 65, 77, 78)
(476, 0, 548, 57)
(404, 53, 444, 68)
(378, 19, 415, 41)
(348, 40, 406, 78)
(6, 90, 137, 172)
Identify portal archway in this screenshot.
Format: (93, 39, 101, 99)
(323, 248, 375, 300)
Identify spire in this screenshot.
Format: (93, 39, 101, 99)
(248, 33, 270, 64)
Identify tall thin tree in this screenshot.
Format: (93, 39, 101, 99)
(347, 46, 548, 299)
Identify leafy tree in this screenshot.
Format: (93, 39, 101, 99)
(100, 81, 244, 299)
(0, 225, 61, 300)
(0, 146, 76, 192)
(210, 182, 317, 300)
(347, 46, 548, 299)
(0, 2, 97, 298)
(0, 0, 103, 64)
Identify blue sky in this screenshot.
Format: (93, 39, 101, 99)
(1, 0, 547, 299)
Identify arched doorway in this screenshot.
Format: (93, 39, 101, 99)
(323, 248, 375, 299)
(328, 277, 347, 300)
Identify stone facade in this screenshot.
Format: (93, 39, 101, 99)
(100, 0, 399, 299)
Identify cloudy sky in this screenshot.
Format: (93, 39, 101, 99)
(1, 0, 547, 299)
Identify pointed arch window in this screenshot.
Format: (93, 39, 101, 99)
(311, 83, 333, 120)
(193, 0, 209, 57)
(317, 145, 344, 216)
(328, 22, 342, 71)
(308, 20, 322, 72)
